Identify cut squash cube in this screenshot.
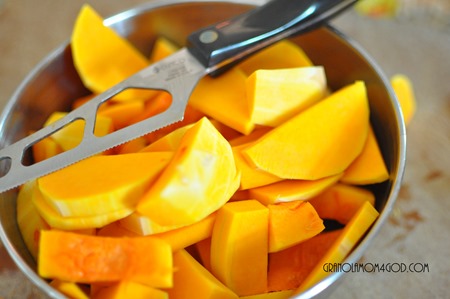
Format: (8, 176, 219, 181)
(137, 117, 238, 227)
(391, 74, 416, 126)
(168, 249, 238, 299)
(38, 230, 173, 287)
(243, 81, 370, 180)
(238, 40, 313, 76)
(210, 200, 269, 296)
(150, 36, 179, 62)
(247, 66, 327, 126)
(340, 126, 389, 185)
(268, 201, 324, 253)
(308, 183, 375, 224)
(92, 282, 168, 299)
(38, 152, 172, 218)
(50, 280, 89, 299)
(249, 173, 342, 205)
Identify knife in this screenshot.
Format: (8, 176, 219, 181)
(0, 0, 357, 192)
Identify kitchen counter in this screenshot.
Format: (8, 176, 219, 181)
(0, 1, 449, 298)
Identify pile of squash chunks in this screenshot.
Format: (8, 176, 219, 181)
(16, 4, 416, 299)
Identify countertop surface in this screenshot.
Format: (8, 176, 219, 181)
(0, 1, 449, 298)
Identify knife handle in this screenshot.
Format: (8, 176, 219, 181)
(188, 0, 356, 75)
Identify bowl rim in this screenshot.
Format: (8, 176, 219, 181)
(0, 0, 406, 298)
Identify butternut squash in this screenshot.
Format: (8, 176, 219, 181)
(150, 36, 179, 62)
(140, 124, 193, 152)
(247, 66, 327, 126)
(195, 237, 212, 271)
(32, 137, 62, 163)
(340, 126, 389, 185)
(240, 290, 294, 299)
(137, 117, 238, 227)
(38, 230, 173, 287)
(249, 173, 342, 205)
(210, 200, 269, 296)
(49, 280, 90, 299)
(115, 137, 148, 154)
(268, 201, 324, 253)
(44, 112, 113, 151)
(16, 180, 50, 259)
(237, 40, 312, 76)
(38, 152, 172, 218)
(267, 230, 342, 292)
(308, 183, 375, 224)
(168, 249, 238, 299)
(391, 74, 416, 126)
(119, 212, 183, 236)
(189, 68, 254, 134)
(295, 201, 379, 293)
(96, 221, 139, 238)
(92, 282, 168, 299)
(71, 5, 154, 101)
(97, 100, 145, 130)
(242, 81, 370, 180)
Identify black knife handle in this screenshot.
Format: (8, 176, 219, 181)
(187, 0, 357, 76)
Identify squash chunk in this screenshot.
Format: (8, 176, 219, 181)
(50, 280, 89, 299)
(44, 112, 113, 151)
(249, 174, 342, 205)
(93, 282, 168, 299)
(150, 36, 179, 62)
(295, 201, 379, 293)
(32, 137, 62, 163)
(71, 5, 153, 101)
(168, 249, 238, 299)
(247, 67, 327, 126)
(137, 117, 238, 227)
(189, 68, 254, 134)
(238, 40, 312, 76)
(268, 201, 324, 253)
(210, 200, 269, 296)
(152, 212, 216, 251)
(38, 152, 172, 217)
(243, 81, 370, 180)
(340, 126, 389, 185)
(308, 183, 375, 224)
(17, 180, 50, 259)
(38, 230, 173, 287)
(391, 74, 416, 126)
(267, 230, 342, 292)
(97, 100, 145, 130)
(240, 290, 294, 299)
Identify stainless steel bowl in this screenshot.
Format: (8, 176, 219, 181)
(0, 0, 406, 298)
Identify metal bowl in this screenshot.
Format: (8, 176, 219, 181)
(0, 0, 406, 298)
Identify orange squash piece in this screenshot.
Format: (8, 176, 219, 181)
(137, 117, 238, 227)
(32, 186, 133, 230)
(229, 127, 271, 147)
(150, 36, 179, 62)
(238, 40, 312, 76)
(391, 74, 416, 126)
(97, 221, 139, 238)
(38, 152, 172, 218)
(268, 201, 324, 253)
(115, 137, 148, 154)
(38, 230, 173, 287)
(168, 249, 238, 299)
(249, 173, 342, 205)
(50, 280, 89, 299)
(210, 200, 269, 296)
(242, 81, 370, 180)
(308, 183, 375, 224)
(32, 137, 62, 163)
(71, 5, 154, 101)
(97, 100, 145, 130)
(195, 237, 212, 271)
(140, 124, 193, 152)
(295, 201, 379, 293)
(240, 290, 294, 299)
(267, 229, 342, 292)
(246, 66, 327, 126)
(92, 282, 168, 299)
(340, 126, 389, 185)
(189, 68, 254, 134)
(44, 111, 113, 151)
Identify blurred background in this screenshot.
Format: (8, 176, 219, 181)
(0, 0, 449, 298)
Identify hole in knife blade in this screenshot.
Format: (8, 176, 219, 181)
(0, 157, 12, 178)
(22, 116, 87, 166)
